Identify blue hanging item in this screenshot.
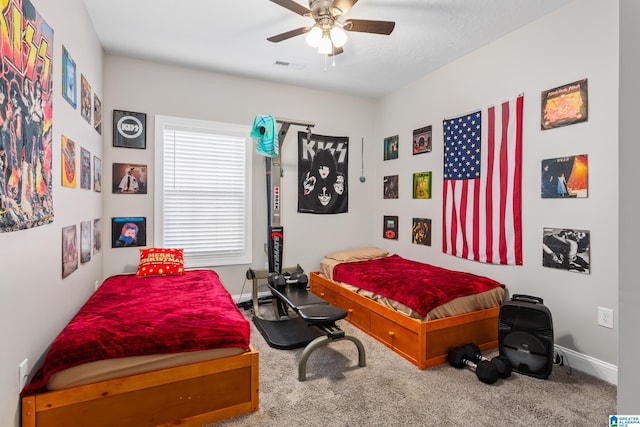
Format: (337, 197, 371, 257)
(251, 115, 279, 157)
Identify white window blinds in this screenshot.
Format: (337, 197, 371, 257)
(155, 116, 252, 267)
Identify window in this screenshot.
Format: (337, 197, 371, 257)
(155, 115, 252, 267)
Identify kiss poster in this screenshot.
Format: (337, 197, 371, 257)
(297, 131, 348, 214)
(0, 0, 54, 232)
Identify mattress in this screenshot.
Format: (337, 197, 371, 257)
(320, 257, 504, 321)
(23, 270, 250, 394)
(47, 347, 246, 390)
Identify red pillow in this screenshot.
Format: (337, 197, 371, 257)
(136, 248, 184, 277)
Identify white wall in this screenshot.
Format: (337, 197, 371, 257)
(374, 0, 619, 370)
(0, 0, 103, 425)
(102, 56, 378, 295)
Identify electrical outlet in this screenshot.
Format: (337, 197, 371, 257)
(598, 306, 614, 329)
(94, 280, 100, 291)
(18, 359, 28, 389)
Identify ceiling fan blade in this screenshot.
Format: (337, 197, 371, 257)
(332, 0, 358, 15)
(267, 27, 309, 43)
(329, 46, 344, 56)
(343, 19, 396, 35)
(269, 0, 311, 17)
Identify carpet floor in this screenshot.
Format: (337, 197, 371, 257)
(211, 308, 616, 427)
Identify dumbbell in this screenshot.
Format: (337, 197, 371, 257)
(462, 343, 512, 379)
(447, 346, 499, 384)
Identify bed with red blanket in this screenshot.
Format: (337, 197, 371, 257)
(309, 248, 505, 369)
(21, 270, 259, 427)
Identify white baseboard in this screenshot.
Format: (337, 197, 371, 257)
(555, 345, 618, 385)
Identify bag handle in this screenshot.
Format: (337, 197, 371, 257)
(511, 294, 544, 305)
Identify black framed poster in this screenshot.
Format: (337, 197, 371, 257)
(113, 110, 146, 148)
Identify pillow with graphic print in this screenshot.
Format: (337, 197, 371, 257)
(136, 248, 184, 277)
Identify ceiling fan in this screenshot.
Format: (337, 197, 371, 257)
(267, 0, 395, 56)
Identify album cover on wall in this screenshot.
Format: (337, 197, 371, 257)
(383, 135, 398, 160)
(113, 110, 146, 149)
(61, 136, 76, 188)
(111, 217, 147, 248)
(541, 79, 588, 130)
(542, 227, 590, 274)
(412, 218, 431, 246)
(62, 225, 78, 278)
(80, 147, 91, 190)
(383, 215, 398, 240)
(412, 172, 432, 199)
(383, 175, 398, 199)
(93, 156, 102, 192)
(93, 218, 102, 254)
(81, 74, 92, 124)
(112, 163, 147, 194)
(80, 220, 92, 263)
(413, 125, 432, 155)
(62, 45, 77, 109)
(541, 154, 588, 198)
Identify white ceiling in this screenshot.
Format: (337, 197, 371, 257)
(82, 0, 572, 99)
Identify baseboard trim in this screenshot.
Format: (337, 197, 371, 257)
(555, 345, 618, 385)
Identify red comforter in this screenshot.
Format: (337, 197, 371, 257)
(332, 255, 504, 317)
(23, 270, 250, 395)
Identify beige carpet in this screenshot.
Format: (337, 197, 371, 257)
(212, 308, 616, 427)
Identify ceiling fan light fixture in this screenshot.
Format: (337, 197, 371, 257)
(318, 35, 333, 54)
(306, 26, 322, 48)
(330, 26, 347, 47)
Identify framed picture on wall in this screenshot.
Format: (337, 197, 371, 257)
(111, 216, 147, 248)
(80, 147, 91, 190)
(62, 224, 78, 278)
(93, 156, 102, 192)
(94, 94, 103, 135)
(383, 135, 398, 160)
(383, 175, 398, 199)
(413, 125, 432, 155)
(383, 215, 398, 240)
(542, 227, 590, 274)
(80, 220, 92, 264)
(113, 110, 147, 149)
(412, 218, 431, 246)
(541, 78, 588, 130)
(61, 135, 76, 188)
(112, 163, 148, 194)
(412, 171, 432, 199)
(81, 74, 92, 124)
(93, 218, 102, 254)
(541, 154, 588, 198)
(62, 45, 77, 109)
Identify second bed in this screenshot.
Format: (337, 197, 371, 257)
(309, 247, 505, 369)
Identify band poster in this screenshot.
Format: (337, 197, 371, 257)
(297, 131, 348, 214)
(0, 0, 54, 232)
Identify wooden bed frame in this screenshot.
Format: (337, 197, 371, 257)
(21, 348, 259, 427)
(310, 272, 499, 370)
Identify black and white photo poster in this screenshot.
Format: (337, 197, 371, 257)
(297, 132, 348, 214)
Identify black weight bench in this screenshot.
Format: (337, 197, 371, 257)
(266, 273, 366, 381)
